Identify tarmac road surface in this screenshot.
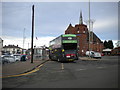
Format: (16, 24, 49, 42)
(2, 56, 118, 88)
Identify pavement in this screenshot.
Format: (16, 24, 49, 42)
(1, 56, 100, 78)
(1, 58, 49, 78)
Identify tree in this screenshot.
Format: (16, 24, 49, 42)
(107, 40, 114, 49)
(104, 40, 114, 49)
(104, 40, 108, 49)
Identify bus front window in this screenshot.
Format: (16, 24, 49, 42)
(63, 43, 77, 50)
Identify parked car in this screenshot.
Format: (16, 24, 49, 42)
(101, 53, 104, 56)
(86, 51, 94, 57)
(93, 52, 102, 59)
(1, 55, 15, 64)
(11, 54, 21, 61)
(1, 55, 10, 64)
(86, 51, 101, 59)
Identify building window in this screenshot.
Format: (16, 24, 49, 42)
(83, 31, 85, 33)
(77, 31, 80, 33)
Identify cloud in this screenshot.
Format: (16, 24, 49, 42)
(1, 0, 120, 2)
(2, 35, 55, 49)
(93, 17, 118, 31)
(34, 36, 55, 47)
(92, 16, 118, 40)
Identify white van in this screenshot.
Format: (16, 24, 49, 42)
(86, 51, 101, 59)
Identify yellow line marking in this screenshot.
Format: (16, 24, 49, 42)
(61, 63, 64, 70)
(1, 64, 44, 78)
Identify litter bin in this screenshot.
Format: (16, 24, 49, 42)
(20, 55, 26, 61)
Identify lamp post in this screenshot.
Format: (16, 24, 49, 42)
(85, 0, 95, 58)
(91, 20, 95, 45)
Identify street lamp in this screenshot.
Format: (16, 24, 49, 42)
(84, 0, 96, 58)
(85, 19, 95, 57)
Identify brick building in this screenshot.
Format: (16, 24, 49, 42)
(65, 12, 104, 56)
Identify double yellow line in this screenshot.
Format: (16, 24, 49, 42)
(1, 64, 44, 78)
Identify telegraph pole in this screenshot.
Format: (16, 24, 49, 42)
(31, 5, 34, 63)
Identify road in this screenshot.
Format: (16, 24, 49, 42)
(2, 56, 118, 88)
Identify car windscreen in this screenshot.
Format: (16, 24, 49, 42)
(63, 43, 77, 50)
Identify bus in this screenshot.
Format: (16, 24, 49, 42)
(49, 34, 78, 62)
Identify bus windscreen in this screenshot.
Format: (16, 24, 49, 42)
(63, 43, 77, 50)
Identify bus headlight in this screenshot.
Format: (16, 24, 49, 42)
(62, 49, 65, 52)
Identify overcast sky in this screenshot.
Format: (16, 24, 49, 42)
(1, 1, 119, 49)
